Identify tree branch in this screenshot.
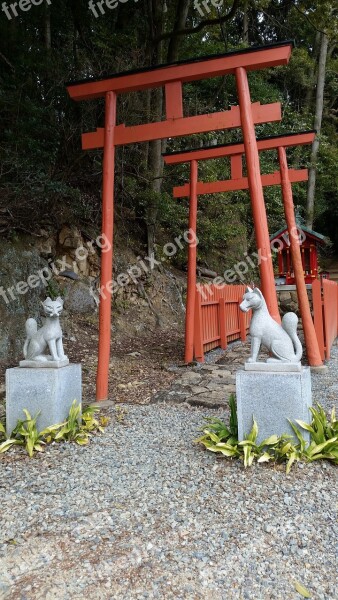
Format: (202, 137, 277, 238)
(0, 51, 15, 71)
(293, 5, 328, 36)
(154, 0, 240, 45)
(167, 0, 191, 63)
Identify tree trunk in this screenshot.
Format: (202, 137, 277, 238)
(145, 0, 239, 256)
(167, 0, 190, 63)
(44, 6, 51, 50)
(146, 0, 190, 258)
(243, 0, 249, 45)
(146, 0, 165, 258)
(306, 32, 328, 228)
(304, 31, 321, 109)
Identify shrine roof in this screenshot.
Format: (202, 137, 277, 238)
(270, 225, 327, 244)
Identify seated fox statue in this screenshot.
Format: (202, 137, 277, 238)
(23, 297, 68, 363)
(239, 287, 302, 364)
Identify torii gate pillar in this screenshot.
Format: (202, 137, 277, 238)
(97, 91, 116, 402)
(235, 67, 280, 322)
(278, 147, 323, 367)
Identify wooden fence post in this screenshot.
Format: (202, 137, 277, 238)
(219, 297, 228, 350)
(239, 306, 247, 342)
(312, 279, 325, 360)
(337, 283, 338, 338)
(194, 289, 204, 362)
(322, 280, 338, 360)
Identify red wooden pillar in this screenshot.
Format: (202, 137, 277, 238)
(185, 159, 198, 363)
(96, 91, 117, 401)
(194, 289, 204, 362)
(239, 308, 247, 342)
(235, 67, 280, 323)
(278, 147, 323, 367)
(312, 279, 325, 360)
(219, 296, 227, 350)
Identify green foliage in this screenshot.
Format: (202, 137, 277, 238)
(0, 410, 62, 457)
(0, 402, 109, 457)
(46, 280, 65, 301)
(196, 397, 338, 473)
(114, 405, 128, 424)
(52, 401, 105, 446)
(0, 0, 337, 255)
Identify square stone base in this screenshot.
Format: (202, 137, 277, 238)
(6, 364, 82, 435)
(236, 367, 312, 444)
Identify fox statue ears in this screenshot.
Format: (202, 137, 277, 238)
(41, 296, 64, 306)
(245, 286, 263, 298)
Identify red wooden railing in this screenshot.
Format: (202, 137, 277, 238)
(194, 284, 251, 362)
(312, 279, 338, 360)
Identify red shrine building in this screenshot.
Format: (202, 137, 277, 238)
(270, 225, 328, 285)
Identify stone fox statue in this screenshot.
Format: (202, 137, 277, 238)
(23, 297, 67, 362)
(239, 287, 303, 364)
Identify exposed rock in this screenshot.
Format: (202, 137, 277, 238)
(152, 348, 241, 408)
(208, 369, 233, 379)
(279, 291, 292, 303)
(197, 267, 218, 278)
(190, 386, 210, 394)
(61, 281, 97, 314)
(59, 270, 79, 281)
(175, 372, 202, 386)
(57, 225, 100, 279)
(58, 225, 83, 249)
(276, 287, 313, 318)
(36, 235, 56, 257)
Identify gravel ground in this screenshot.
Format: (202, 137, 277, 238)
(0, 350, 337, 600)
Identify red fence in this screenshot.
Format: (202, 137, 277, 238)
(194, 284, 251, 362)
(312, 279, 338, 360)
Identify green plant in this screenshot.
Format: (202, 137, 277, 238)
(115, 405, 128, 424)
(196, 398, 338, 473)
(0, 410, 61, 457)
(296, 405, 338, 444)
(53, 402, 105, 445)
(0, 402, 109, 457)
(0, 421, 6, 441)
(99, 415, 111, 428)
(294, 405, 338, 464)
(46, 279, 64, 301)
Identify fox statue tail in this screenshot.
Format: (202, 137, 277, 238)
(282, 312, 303, 362)
(23, 318, 38, 359)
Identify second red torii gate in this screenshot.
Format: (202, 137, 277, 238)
(163, 131, 323, 367)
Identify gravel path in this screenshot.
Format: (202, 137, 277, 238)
(0, 350, 337, 599)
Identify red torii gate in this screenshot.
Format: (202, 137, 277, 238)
(163, 131, 323, 367)
(66, 41, 295, 401)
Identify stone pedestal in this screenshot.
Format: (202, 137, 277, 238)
(236, 367, 312, 444)
(6, 364, 82, 435)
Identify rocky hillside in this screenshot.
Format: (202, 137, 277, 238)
(0, 227, 187, 366)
